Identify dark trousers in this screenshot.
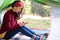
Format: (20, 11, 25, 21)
(3, 26, 36, 39)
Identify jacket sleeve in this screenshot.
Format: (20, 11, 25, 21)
(2, 13, 19, 31)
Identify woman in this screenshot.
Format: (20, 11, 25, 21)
(0, 1, 40, 40)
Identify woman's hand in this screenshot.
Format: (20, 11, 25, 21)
(18, 21, 27, 27)
(19, 22, 25, 26)
(17, 20, 28, 27)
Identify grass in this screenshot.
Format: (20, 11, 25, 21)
(22, 18, 50, 29)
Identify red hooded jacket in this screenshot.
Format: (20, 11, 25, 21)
(0, 9, 19, 34)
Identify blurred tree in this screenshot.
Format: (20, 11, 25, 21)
(21, 0, 32, 15)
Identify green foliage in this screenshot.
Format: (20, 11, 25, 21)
(31, 0, 60, 7)
(0, 0, 15, 12)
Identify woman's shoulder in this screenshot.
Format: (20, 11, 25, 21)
(5, 9, 13, 15)
(3, 9, 13, 18)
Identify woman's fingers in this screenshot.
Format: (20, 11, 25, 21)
(19, 22, 25, 26)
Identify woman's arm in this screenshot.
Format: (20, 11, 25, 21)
(2, 13, 19, 31)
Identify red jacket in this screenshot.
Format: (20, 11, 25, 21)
(0, 9, 19, 34)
